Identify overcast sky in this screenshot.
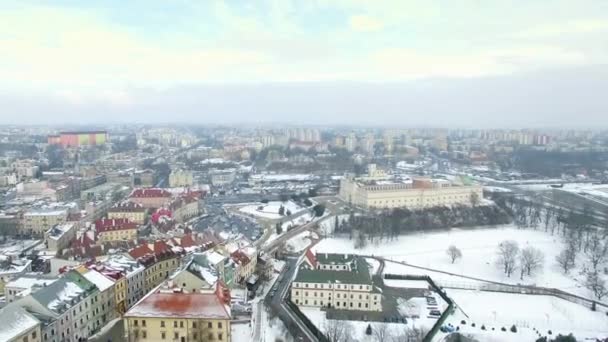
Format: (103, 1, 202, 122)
(1, 0, 607, 127)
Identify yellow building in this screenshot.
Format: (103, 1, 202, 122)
(114, 275, 128, 315)
(107, 202, 148, 225)
(124, 289, 232, 342)
(129, 241, 181, 293)
(95, 218, 138, 242)
(339, 164, 483, 210)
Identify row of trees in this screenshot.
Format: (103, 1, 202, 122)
(495, 240, 545, 280)
(324, 320, 427, 342)
(335, 204, 510, 249)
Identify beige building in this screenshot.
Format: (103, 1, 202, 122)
(124, 288, 232, 342)
(95, 218, 138, 242)
(44, 222, 77, 251)
(169, 169, 194, 187)
(22, 208, 68, 237)
(291, 252, 382, 312)
(339, 164, 483, 210)
(107, 202, 147, 225)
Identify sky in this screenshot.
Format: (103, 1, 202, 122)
(1, 0, 607, 127)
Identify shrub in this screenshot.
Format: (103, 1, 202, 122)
(510, 325, 517, 333)
(491, 327, 495, 331)
(471, 323, 475, 327)
(481, 325, 486, 330)
(501, 327, 507, 332)
(548, 330, 552, 335)
(365, 324, 372, 335)
(461, 320, 466, 325)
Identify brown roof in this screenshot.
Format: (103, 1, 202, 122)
(125, 292, 231, 319)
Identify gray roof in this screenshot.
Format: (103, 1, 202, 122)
(316, 253, 355, 265)
(294, 256, 372, 285)
(31, 277, 90, 315)
(0, 304, 40, 341)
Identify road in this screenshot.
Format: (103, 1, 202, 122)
(262, 214, 335, 254)
(266, 256, 319, 342)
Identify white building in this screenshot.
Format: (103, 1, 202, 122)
(98, 254, 146, 308)
(44, 222, 77, 251)
(4, 274, 58, 303)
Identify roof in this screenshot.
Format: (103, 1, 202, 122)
(5, 274, 58, 290)
(316, 253, 355, 265)
(294, 257, 372, 285)
(130, 188, 172, 198)
(0, 304, 40, 341)
(31, 276, 89, 314)
(81, 269, 115, 292)
(125, 292, 231, 319)
(95, 218, 137, 233)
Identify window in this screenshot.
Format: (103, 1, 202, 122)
(208, 333, 214, 340)
(192, 322, 197, 328)
(180, 321, 184, 328)
(174, 333, 179, 339)
(161, 332, 166, 339)
(208, 322, 213, 328)
(174, 321, 178, 328)
(218, 333, 223, 340)
(134, 320, 138, 327)
(143, 331, 147, 338)
(142, 320, 146, 327)
(358, 303, 361, 308)
(161, 321, 165, 327)
(134, 331, 139, 338)
(295, 291, 299, 295)
(218, 322, 222, 328)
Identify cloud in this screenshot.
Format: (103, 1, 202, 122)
(512, 19, 608, 38)
(349, 15, 384, 31)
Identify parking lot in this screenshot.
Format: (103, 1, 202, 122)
(194, 202, 263, 241)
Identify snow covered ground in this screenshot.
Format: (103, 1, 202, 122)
(281, 212, 313, 230)
(301, 307, 415, 342)
(385, 279, 431, 289)
(516, 182, 608, 199)
(231, 322, 253, 342)
(285, 231, 318, 253)
(239, 200, 305, 219)
(318, 214, 349, 235)
(443, 289, 608, 341)
(314, 226, 602, 299)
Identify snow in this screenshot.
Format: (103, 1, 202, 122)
(82, 270, 115, 292)
(239, 201, 305, 219)
(318, 214, 348, 235)
(281, 212, 313, 230)
(483, 186, 512, 193)
(314, 225, 601, 300)
(285, 231, 318, 253)
(48, 281, 85, 310)
(0, 306, 40, 341)
(443, 289, 608, 340)
(231, 322, 253, 342)
(385, 279, 430, 289)
(365, 258, 381, 275)
(301, 307, 426, 341)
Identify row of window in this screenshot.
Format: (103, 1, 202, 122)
(295, 291, 375, 300)
(133, 320, 223, 329)
(295, 299, 375, 309)
(294, 283, 370, 291)
(133, 331, 224, 340)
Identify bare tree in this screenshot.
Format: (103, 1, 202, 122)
(391, 326, 428, 342)
(496, 240, 519, 277)
(469, 191, 480, 207)
(372, 323, 392, 342)
(324, 320, 353, 342)
(585, 236, 608, 272)
(556, 249, 576, 274)
(519, 246, 544, 279)
(584, 271, 608, 300)
(446, 245, 463, 264)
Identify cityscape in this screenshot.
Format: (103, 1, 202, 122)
(1, 1, 608, 342)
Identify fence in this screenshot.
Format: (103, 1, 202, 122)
(285, 299, 329, 342)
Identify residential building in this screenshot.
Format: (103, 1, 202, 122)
(4, 274, 58, 303)
(44, 223, 77, 251)
(291, 251, 382, 312)
(22, 208, 68, 237)
(73, 268, 118, 331)
(98, 254, 146, 308)
(230, 247, 257, 285)
(0, 304, 41, 342)
(339, 164, 483, 210)
(129, 188, 173, 209)
(47, 131, 108, 148)
(1, 257, 33, 293)
(169, 169, 194, 187)
(170, 193, 201, 223)
(95, 218, 138, 242)
(107, 202, 147, 225)
(171, 253, 219, 293)
(124, 285, 232, 342)
(129, 241, 181, 293)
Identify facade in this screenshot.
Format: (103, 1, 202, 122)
(98, 254, 146, 308)
(45, 223, 77, 251)
(291, 251, 382, 312)
(209, 170, 236, 187)
(172, 254, 220, 293)
(169, 169, 194, 187)
(129, 241, 181, 293)
(73, 268, 118, 331)
(230, 248, 257, 285)
(107, 202, 147, 225)
(124, 286, 232, 342)
(0, 304, 42, 342)
(339, 164, 483, 210)
(170, 194, 201, 223)
(129, 188, 173, 209)
(22, 209, 68, 237)
(47, 131, 108, 148)
(95, 218, 138, 242)
(1, 258, 33, 293)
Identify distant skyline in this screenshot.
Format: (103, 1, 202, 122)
(1, 0, 607, 127)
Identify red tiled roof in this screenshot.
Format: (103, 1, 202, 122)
(125, 291, 231, 319)
(231, 250, 250, 265)
(130, 188, 172, 198)
(95, 218, 137, 233)
(305, 248, 317, 268)
(109, 202, 146, 212)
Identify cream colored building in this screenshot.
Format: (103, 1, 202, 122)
(169, 169, 194, 187)
(95, 218, 138, 242)
(22, 209, 68, 237)
(124, 289, 232, 342)
(107, 202, 147, 225)
(291, 252, 382, 312)
(339, 164, 483, 210)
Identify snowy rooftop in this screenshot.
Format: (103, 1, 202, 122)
(125, 292, 231, 319)
(5, 274, 58, 290)
(82, 270, 115, 292)
(0, 305, 40, 341)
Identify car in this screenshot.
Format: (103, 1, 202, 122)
(429, 310, 441, 317)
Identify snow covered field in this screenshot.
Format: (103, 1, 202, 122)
(239, 200, 304, 219)
(443, 289, 608, 340)
(314, 226, 603, 299)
